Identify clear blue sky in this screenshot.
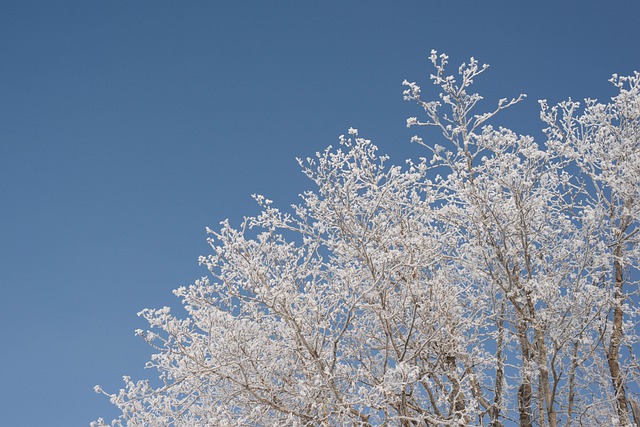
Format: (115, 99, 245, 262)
(1, 1, 638, 425)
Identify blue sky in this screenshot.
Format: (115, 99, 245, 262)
(1, 1, 639, 425)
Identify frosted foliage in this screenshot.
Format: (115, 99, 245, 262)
(95, 55, 640, 427)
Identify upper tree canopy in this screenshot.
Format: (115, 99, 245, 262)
(95, 53, 640, 427)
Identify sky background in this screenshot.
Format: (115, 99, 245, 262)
(1, 1, 639, 425)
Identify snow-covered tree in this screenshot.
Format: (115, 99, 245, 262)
(94, 52, 640, 427)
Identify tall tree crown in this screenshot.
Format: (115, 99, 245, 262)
(94, 53, 640, 427)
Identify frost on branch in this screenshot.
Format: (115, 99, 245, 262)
(403, 50, 526, 154)
(95, 54, 640, 427)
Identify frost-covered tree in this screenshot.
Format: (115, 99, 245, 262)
(94, 52, 640, 427)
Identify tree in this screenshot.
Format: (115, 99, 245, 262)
(94, 52, 640, 427)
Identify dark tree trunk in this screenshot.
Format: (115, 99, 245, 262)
(518, 382, 533, 427)
(607, 244, 632, 426)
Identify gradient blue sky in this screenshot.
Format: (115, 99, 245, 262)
(1, 1, 639, 425)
